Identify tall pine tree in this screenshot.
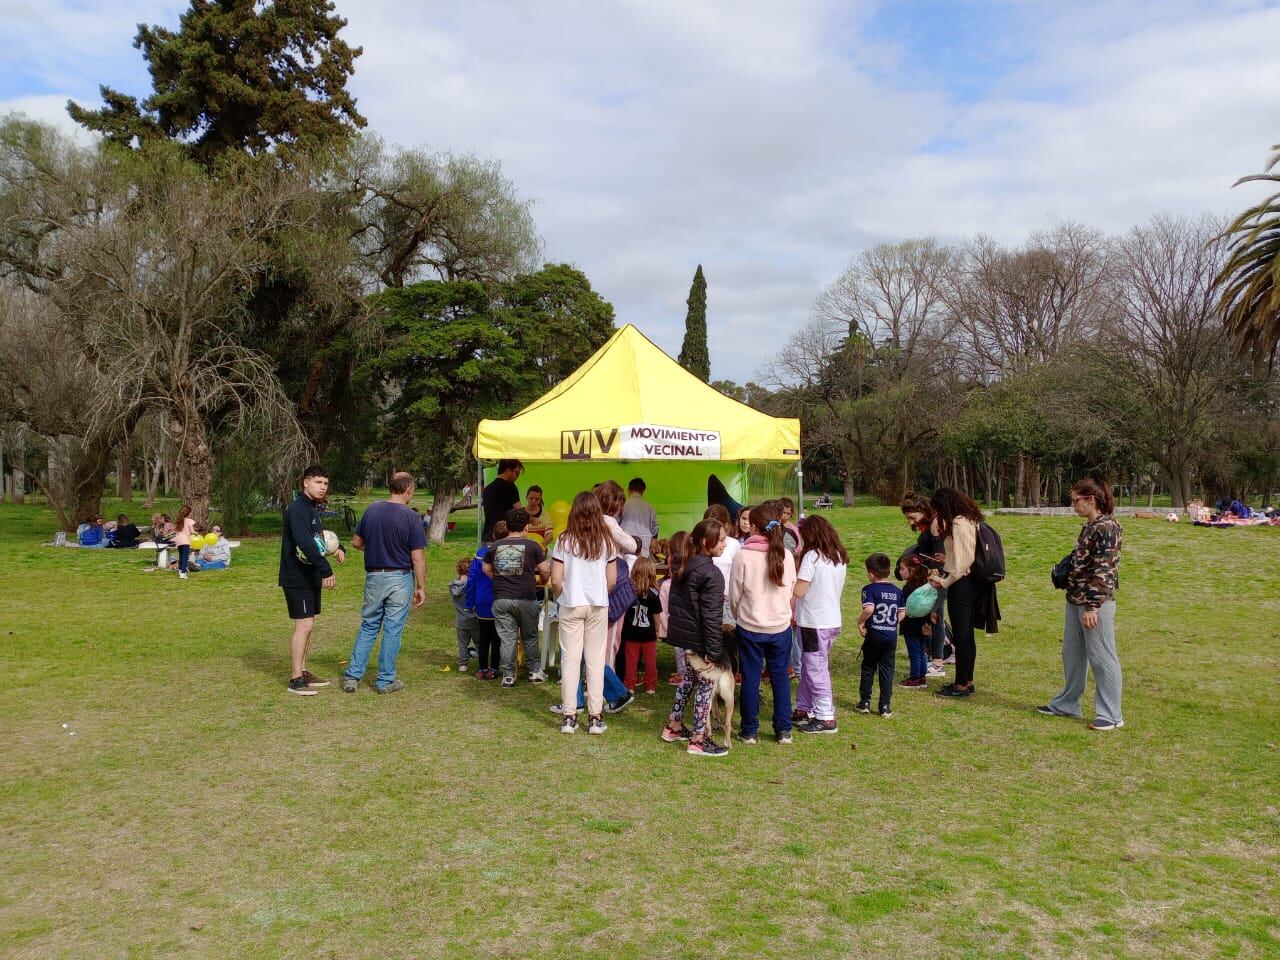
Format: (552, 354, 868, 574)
(678, 264, 710, 381)
(68, 0, 365, 164)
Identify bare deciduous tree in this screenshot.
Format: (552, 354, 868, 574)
(1097, 215, 1235, 506)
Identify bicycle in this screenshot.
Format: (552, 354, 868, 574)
(321, 495, 358, 533)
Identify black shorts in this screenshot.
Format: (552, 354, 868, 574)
(283, 585, 322, 620)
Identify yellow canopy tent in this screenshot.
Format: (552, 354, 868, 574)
(474, 324, 802, 536)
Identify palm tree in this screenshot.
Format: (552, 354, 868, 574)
(1216, 143, 1280, 361)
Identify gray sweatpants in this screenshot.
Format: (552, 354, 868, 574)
(492, 597, 542, 679)
(1049, 600, 1123, 725)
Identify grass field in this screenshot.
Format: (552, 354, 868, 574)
(2, 497, 1278, 959)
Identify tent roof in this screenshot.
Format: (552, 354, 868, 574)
(474, 324, 801, 462)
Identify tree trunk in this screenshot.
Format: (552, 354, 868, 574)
(984, 452, 994, 507)
(118, 434, 133, 502)
(427, 478, 456, 544)
(1025, 460, 1041, 508)
(840, 453, 856, 507)
(145, 435, 165, 508)
(176, 402, 215, 527)
(68, 408, 144, 526)
(1013, 455, 1026, 508)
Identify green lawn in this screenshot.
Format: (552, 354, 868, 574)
(1, 498, 1278, 959)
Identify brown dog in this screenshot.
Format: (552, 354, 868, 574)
(693, 645, 736, 748)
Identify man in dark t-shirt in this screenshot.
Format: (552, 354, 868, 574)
(342, 472, 427, 694)
(279, 465, 346, 696)
(483, 507, 549, 686)
(481, 459, 523, 541)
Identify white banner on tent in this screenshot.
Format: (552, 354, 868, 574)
(618, 424, 721, 460)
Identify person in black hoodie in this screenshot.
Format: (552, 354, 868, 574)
(279, 465, 346, 696)
(661, 518, 729, 757)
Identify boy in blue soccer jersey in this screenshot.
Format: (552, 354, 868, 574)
(856, 553, 905, 718)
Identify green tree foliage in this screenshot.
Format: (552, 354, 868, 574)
(678, 264, 710, 381)
(67, 0, 365, 164)
(350, 137, 541, 288)
(498, 263, 616, 391)
(363, 267, 615, 541)
(1216, 143, 1280, 361)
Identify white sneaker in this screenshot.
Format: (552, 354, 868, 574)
(178, 572, 188, 580)
(926, 665, 946, 677)
(528, 671, 546, 684)
(588, 715, 607, 735)
(560, 714, 578, 734)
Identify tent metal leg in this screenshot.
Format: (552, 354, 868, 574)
(797, 462, 805, 519)
(476, 460, 483, 547)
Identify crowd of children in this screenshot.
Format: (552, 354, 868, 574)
(453, 486, 957, 757)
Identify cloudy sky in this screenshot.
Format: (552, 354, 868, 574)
(3, 0, 1278, 380)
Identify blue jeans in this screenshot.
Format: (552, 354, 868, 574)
(737, 625, 794, 738)
(905, 634, 929, 680)
(574, 664, 628, 708)
(344, 571, 413, 688)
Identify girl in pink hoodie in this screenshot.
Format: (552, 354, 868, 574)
(728, 501, 797, 744)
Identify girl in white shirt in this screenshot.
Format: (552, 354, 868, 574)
(551, 491, 618, 734)
(792, 515, 848, 734)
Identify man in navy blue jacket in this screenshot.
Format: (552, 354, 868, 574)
(279, 465, 346, 696)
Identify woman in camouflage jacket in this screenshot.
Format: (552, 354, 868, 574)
(1038, 477, 1125, 731)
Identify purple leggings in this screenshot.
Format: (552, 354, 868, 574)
(795, 626, 839, 721)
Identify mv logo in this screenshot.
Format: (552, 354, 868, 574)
(560, 428, 618, 460)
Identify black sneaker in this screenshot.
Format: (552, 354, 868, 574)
(661, 725, 692, 743)
(604, 691, 634, 714)
(1036, 704, 1073, 716)
(288, 677, 317, 696)
(854, 701, 871, 714)
(797, 718, 838, 734)
(879, 705, 892, 719)
(687, 738, 729, 757)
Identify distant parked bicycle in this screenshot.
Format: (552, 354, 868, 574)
(321, 495, 358, 533)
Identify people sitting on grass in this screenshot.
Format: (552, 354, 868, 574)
(108, 514, 142, 549)
(190, 525, 231, 570)
(78, 516, 107, 548)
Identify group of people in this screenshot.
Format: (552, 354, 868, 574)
(277, 461, 1127, 744)
(73, 508, 231, 576)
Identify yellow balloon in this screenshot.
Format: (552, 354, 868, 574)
(548, 500, 570, 528)
(190, 535, 206, 550)
(204, 532, 219, 545)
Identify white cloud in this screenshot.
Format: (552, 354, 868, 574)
(3, 1, 1278, 380)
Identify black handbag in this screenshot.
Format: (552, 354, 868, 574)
(1051, 552, 1072, 590)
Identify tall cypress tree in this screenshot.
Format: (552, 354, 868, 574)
(678, 264, 710, 381)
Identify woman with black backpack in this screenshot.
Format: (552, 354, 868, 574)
(927, 487, 984, 698)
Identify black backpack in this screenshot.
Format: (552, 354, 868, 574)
(969, 522, 1006, 584)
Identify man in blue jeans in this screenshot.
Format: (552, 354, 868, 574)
(342, 472, 427, 694)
